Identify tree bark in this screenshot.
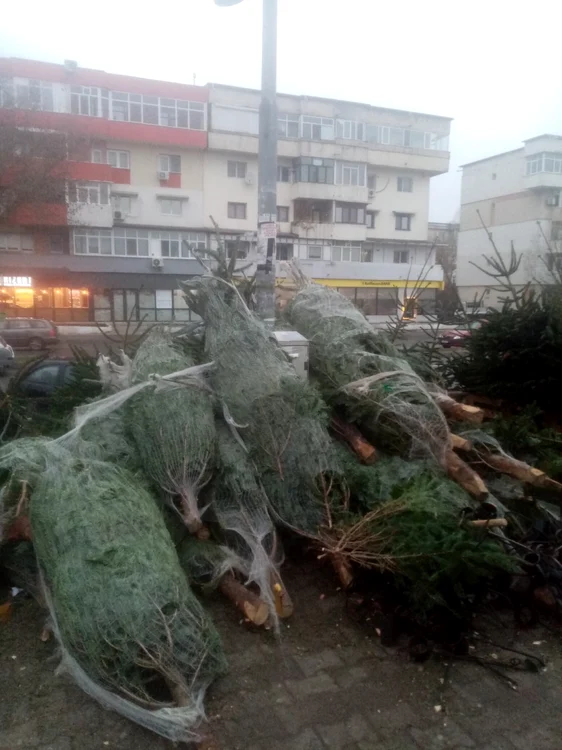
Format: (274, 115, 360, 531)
(482, 453, 562, 494)
(218, 572, 270, 626)
(331, 416, 377, 464)
(435, 393, 484, 425)
(450, 433, 473, 452)
(445, 450, 488, 500)
(330, 553, 354, 589)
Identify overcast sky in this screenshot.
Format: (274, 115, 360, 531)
(1, 0, 561, 222)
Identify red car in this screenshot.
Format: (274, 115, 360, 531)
(439, 321, 484, 348)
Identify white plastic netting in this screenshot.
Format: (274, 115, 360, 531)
(286, 281, 450, 465)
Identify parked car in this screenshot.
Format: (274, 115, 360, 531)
(0, 336, 15, 374)
(0, 318, 59, 350)
(439, 320, 485, 348)
(7, 356, 101, 412)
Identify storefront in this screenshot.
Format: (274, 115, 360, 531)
(0, 276, 91, 322)
(276, 278, 443, 318)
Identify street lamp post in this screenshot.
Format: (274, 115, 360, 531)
(215, 0, 278, 325)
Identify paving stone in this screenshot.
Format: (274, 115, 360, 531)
(367, 701, 419, 734)
(269, 728, 324, 750)
(332, 666, 370, 689)
(316, 714, 373, 749)
(357, 733, 420, 750)
(285, 671, 339, 699)
(507, 727, 562, 750)
(296, 649, 345, 677)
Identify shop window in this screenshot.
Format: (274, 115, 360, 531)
(355, 288, 378, 316)
(377, 289, 398, 316)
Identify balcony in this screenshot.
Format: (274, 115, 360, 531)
(291, 181, 368, 203)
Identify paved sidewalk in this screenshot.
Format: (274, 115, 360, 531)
(1, 558, 561, 750)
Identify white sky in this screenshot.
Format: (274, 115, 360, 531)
(1, 0, 561, 221)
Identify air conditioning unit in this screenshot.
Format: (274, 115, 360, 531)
(245, 172, 255, 186)
(159, 171, 169, 181)
(546, 195, 559, 207)
(152, 257, 164, 269)
(113, 210, 123, 221)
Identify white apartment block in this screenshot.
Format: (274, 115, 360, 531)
(457, 135, 562, 307)
(0, 58, 450, 322)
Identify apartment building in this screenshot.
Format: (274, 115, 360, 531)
(457, 135, 562, 307)
(0, 58, 451, 322)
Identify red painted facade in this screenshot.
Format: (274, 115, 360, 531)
(11, 202, 68, 226)
(0, 58, 208, 102)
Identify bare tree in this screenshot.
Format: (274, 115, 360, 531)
(0, 114, 75, 224)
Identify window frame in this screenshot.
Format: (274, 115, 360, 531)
(395, 213, 412, 231)
(109, 92, 206, 130)
(159, 198, 184, 216)
(227, 160, 247, 178)
(159, 154, 181, 174)
(366, 211, 376, 229)
(277, 205, 289, 222)
(69, 181, 110, 205)
(107, 149, 130, 169)
(227, 202, 247, 220)
(397, 176, 413, 192)
(335, 203, 366, 224)
(277, 113, 300, 138)
(277, 164, 291, 182)
(393, 250, 410, 264)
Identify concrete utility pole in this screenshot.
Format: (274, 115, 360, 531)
(215, 0, 278, 325)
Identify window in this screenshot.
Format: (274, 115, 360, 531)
(0, 233, 34, 252)
(111, 195, 133, 214)
(107, 150, 130, 169)
(228, 202, 247, 220)
(294, 157, 334, 184)
(336, 120, 365, 141)
(307, 245, 323, 260)
(395, 214, 412, 231)
(546, 253, 562, 273)
(366, 211, 376, 229)
(1, 79, 55, 111)
(397, 176, 413, 192)
(113, 228, 149, 257)
(156, 231, 207, 259)
(393, 250, 410, 264)
(404, 130, 425, 149)
(276, 243, 293, 261)
(227, 160, 247, 178)
(225, 240, 250, 259)
(301, 116, 334, 141)
(71, 86, 108, 117)
(362, 244, 374, 263)
(331, 244, 361, 262)
(277, 113, 299, 138)
(69, 182, 110, 205)
(91, 149, 103, 164)
(367, 173, 377, 191)
(277, 165, 291, 182)
(73, 229, 113, 255)
(110, 92, 205, 130)
(277, 206, 289, 222)
(159, 154, 181, 173)
(336, 162, 366, 186)
(48, 234, 66, 254)
(526, 153, 562, 176)
(159, 198, 183, 216)
(335, 203, 365, 224)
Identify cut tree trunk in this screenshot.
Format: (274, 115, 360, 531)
(330, 553, 354, 589)
(445, 450, 488, 501)
(218, 572, 269, 626)
(467, 518, 508, 529)
(331, 416, 377, 464)
(435, 393, 484, 425)
(450, 433, 473, 452)
(480, 453, 562, 494)
(270, 570, 294, 618)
